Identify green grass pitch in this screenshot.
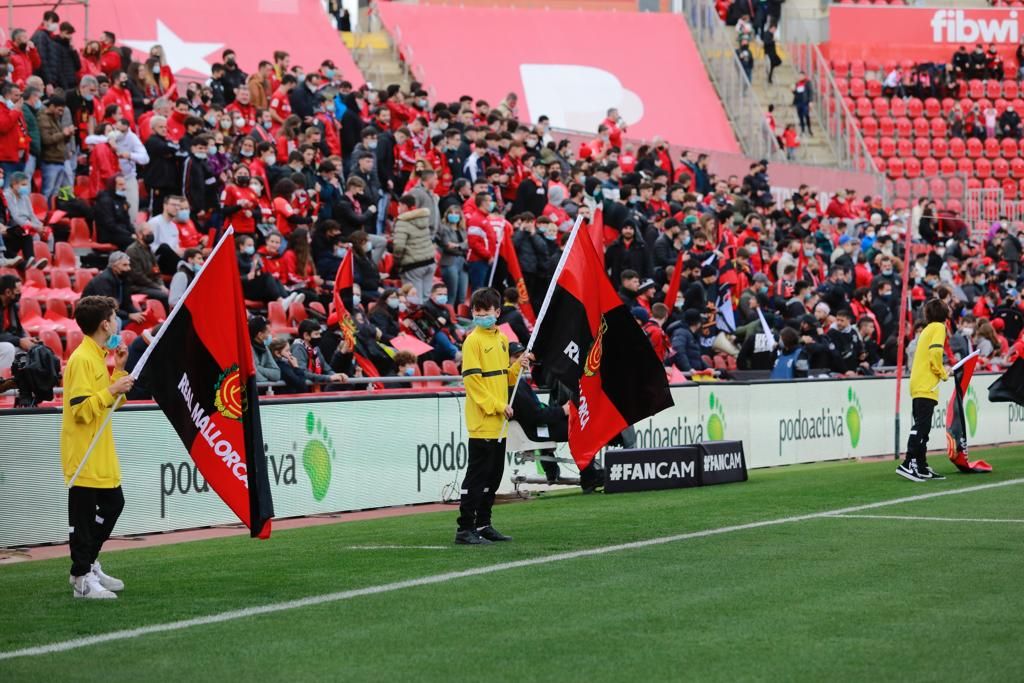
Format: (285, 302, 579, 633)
(2, 447, 1023, 682)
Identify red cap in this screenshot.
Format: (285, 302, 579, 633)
(993, 318, 1006, 331)
(911, 285, 926, 301)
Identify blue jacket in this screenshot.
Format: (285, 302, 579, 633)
(667, 321, 706, 372)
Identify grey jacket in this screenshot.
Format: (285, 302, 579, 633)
(290, 339, 334, 383)
(253, 343, 281, 383)
(407, 184, 440, 235)
(435, 220, 468, 267)
(393, 207, 437, 272)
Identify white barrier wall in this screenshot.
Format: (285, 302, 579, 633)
(1, 373, 1021, 548)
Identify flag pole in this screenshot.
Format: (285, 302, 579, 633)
(505, 214, 584, 418)
(487, 224, 504, 288)
(66, 228, 237, 489)
(892, 228, 915, 461)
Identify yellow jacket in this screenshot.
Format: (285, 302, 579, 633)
(910, 322, 949, 401)
(61, 336, 127, 488)
(461, 325, 520, 439)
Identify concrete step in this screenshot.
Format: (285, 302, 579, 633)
(346, 29, 411, 90)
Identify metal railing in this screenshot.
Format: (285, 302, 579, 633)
(786, 39, 879, 178)
(672, 0, 783, 163)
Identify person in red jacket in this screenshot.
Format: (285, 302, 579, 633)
(84, 125, 121, 200)
(826, 189, 855, 219)
(0, 83, 29, 175)
(222, 168, 260, 235)
(314, 97, 341, 157)
(466, 191, 500, 291)
(269, 75, 296, 134)
(6, 30, 41, 86)
(601, 107, 626, 149)
(98, 31, 123, 77)
(100, 71, 135, 128)
(146, 45, 177, 97)
(225, 87, 257, 134)
(259, 231, 288, 280)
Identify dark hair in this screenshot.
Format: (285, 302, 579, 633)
(621, 269, 639, 282)
(393, 350, 417, 367)
(74, 295, 118, 334)
(297, 319, 320, 338)
(836, 309, 854, 320)
(924, 298, 949, 324)
(503, 286, 519, 304)
(780, 327, 799, 350)
(272, 177, 297, 199)
(470, 287, 501, 312)
(183, 247, 202, 262)
(290, 227, 313, 276)
(0, 273, 18, 295)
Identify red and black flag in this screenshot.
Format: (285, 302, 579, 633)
(945, 351, 992, 473)
(492, 226, 536, 324)
(531, 227, 674, 469)
(988, 357, 1024, 406)
(331, 247, 380, 381)
(139, 230, 275, 537)
(663, 250, 685, 311)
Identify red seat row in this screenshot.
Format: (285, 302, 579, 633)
(862, 134, 1024, 161)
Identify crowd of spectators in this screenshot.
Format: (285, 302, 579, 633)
(2, 8, 1024, 405)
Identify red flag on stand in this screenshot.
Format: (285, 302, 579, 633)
(663, 250, 686, 311)
(494, 227, 536, 324)
(945, 352, 992, 473)
(331, 248, 380, 380)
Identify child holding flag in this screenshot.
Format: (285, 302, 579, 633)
(61, 296, 134, 599)
(455, 287, 523, 545)
(898, 299, 951, 482)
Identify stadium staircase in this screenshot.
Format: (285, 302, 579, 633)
(343, 10, 412, 91)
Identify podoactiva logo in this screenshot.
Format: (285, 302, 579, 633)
(965, 386, 979, 438)
(706, 393, 726, 441)
(846, 387, 863, 448)
(302, 411, 337, 501)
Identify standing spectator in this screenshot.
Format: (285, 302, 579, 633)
(100, 71, 135, 128)
(763, 25, 782, 84)
(124, 222, 169, 309)
(148, 195, 185, 275)
(182, 135, 215, 219)
(142, 115, 178, 214)
(20, 86, 41, 183)
(737, 39, 754, 82)
(30, 11, 61, 83)
(408, 168, 441, 235)
(782, 124, 800, 161)
(7, 29, 41, 87)
(37, 94, 73, 201)
(47, 22, 81, 91)
(220, 50, 247, 105)
(0, 82, 29, 178)
(110, 117, 148, 221)
(437, 203, 469, 306)
(604, 222, 650, 284)
(792, 72, 813, 136)
(393, 194, 437, 300)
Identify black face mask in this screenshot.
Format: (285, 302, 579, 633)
(117, 269, 129, 279)
(143, 233, 155, 245)
(236, 177, 250, 185)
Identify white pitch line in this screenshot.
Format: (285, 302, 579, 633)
(344, 545, 449, 550)
(2, 477, 1022, 662)
(832, 514, 1024, 524)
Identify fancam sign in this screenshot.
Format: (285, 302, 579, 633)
(830, 7, 1024, 64)
(604, 441, 746, 493)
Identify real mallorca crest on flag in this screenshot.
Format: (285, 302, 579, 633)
(139, 229, 274, 538)
(531, 225, 673, 469)
(331, 246, 381, 380)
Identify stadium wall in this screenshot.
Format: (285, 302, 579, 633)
(1, 373, 1019, 547)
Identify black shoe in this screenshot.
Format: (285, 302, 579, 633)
(454, 529, 491, 545)
(476, 525, 512, 542)
(896, 461, 926, 483)
(920, 465, 946, 480)
(580, 464, 605, 494)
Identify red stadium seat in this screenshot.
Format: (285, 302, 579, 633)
(1012, 158, 1024, 179)
(30, 192, 48, 221)
(969, 79, 984, 99)
(53, 242, 81, 276)
(49, 270, 77, 304)
(994, 158, 1010, 179)
(288, 300, 307, 326)
(932, 137, 948, 158)
(913, 137, 930, 158)
(866, 79, 882, 98)
(267, 301, 296, 335)
(995, 98, 1009, 115)
(835, 77, 849, 96)
(893, 178, 911, 199)
(985, 137, 1001, 159)
(924, 98, 941, 118)
(921, 157, 939, 176)
(43, 298, 76, 335)
(850, 78, 866, 98)
(68, 218, 92, 249)
(860, 116, 878, 137)
(872, 97, 889, 118)
(913, 117, 930, 138)
(940, 157, 956, 175)
(832, 59, 849, 78)
(904, 157, 921, 178)
(850, 59, 866, 78)
(1003, 178, 1018, 199)
(73, 268, 94, 293)
(957, 158, 974, 176)
(895, 117, 912, 137)
(949, 137, 966, 158)
(856, 97, 872, 118)
(19, 297, 58, 334)
(907, 98, 923, 118)
(442, 360, 459, 376)
(64, 328, 83, 360)
(966, 178, 981, 190)
(872, 157, 886, 174)
(887, 157, 904, 177)
(39, 329, 62, 359)
(929, 178, 947, 199)
(930, 118, 947, 138)
(864, 136, 879, 156)
(889, 97, 906, 118)
(32, 240, 51, 270)
(987, 79, 1002, 99)
(897, 138, 913, 158)
(879, 116, 895, 136)
(1005, 80, 1019, 99)
(960, 97, 973, 112)
(1002, 138, 1019, 158)
(976, 158, 993, 179)
(911, 178, 928, 198)
(947, 199, 962, 214)
(967, 137, 983, 158)
(879, 136, 895, 157)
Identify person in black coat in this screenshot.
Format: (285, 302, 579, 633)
(289, 74, 321, 121)
(335, 177, 377, 238)
(512, 215, 549, 303)
(182, 136, 214, 215)
(338, 93, 365, 162)
(510, 162, 547, 217)
(81, 253, 143, 323)
(604, 222, 651, 284)
(368, 289, 401, 343)
(44, 24, 81, 90)
(497, 287, 530, 345)
(93, 186, 135, 250)
(142, 119, 180, 215)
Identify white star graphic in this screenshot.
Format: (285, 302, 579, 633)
(123, 20, 223, 76)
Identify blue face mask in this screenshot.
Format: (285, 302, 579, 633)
(115, 189, 127, 197)
(334, 247, 344, 258)
(263, 336, 272, 347)
(191, 261, 203, 272)
(433, 294, 448, 306)
(242, 245, 255, 255)
(387, 298, 399, 310)
(353, 294, 361, 307)
(403, 367, 415, 377)
(177, 209, 190, 222)
(17, 185, 29, 197)
(105, 333, 122, 350)
(473, 314, 497, 329)
(447, 213, 460, 224)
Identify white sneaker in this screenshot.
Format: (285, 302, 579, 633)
(70, 572, 117, 599)
(91, 561, 124, 592)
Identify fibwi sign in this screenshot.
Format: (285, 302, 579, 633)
(830, 7, 1024, 64)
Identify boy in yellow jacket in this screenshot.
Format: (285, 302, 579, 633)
(62, 296, 135, 598)
(898, 299, 950, 482)
(456, 288, 522, 545)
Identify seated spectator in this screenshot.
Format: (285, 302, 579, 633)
(124, 222, 169, 309)
(827, 309, 870, 375)
(0, 274, 35, 374)
(368, 288, 402, 343)
(406, 282, 461, 363)
(236, 233, 303, 309)
(168, 248, 203, 308)
(291, 319, 347, 387)
(248, 315, 281, 386)
(3, 171, 45, 250)
(269, 338, 306, 394)
(497, 286, 530, 345)
(770, 327, 809, 379)
(148, 196, 183, 275)
(666, 309, 706, 372)
(391, 350, 418, 388)
(124, 323, 162, 400)
(81, 251, 144, 326)
(348, 230, 380, 301)
(92, 174, 134, 250)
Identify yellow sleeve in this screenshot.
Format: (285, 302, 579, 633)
(462, 336, 503, 416)
(927, 326, 948, 382)
(508, 360, 521, 387)
(65, 358, 116, 424)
